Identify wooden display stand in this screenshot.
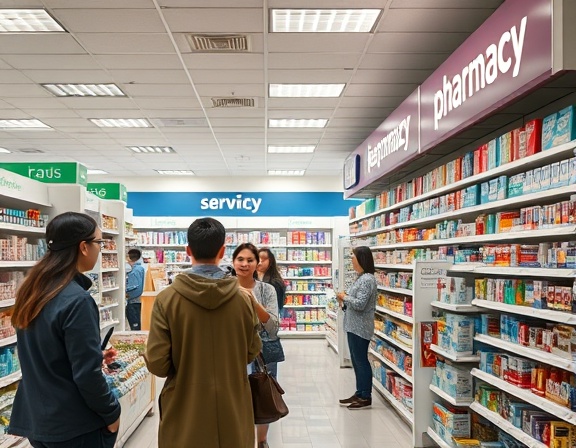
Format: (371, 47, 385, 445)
(140, 265, 166, 331)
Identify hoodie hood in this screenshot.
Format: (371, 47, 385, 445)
(171, 273, 242, 310)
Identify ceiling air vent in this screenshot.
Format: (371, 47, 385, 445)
(212, 97, 255, 108)
(186, 34, 250, 52)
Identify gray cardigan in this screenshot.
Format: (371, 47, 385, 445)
(252, 280, 280, 338)
(343, 273, 378, 340)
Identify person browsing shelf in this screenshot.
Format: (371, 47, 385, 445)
(257, 248, 286, 312)
(232, 243, 279, 448)
(336, 246, 378, 410)
(125, 248, 145, 331)
(9, 212, 121, 448)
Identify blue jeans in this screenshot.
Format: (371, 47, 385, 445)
(347, 332, 372, 399)
(29, 428, 117, 448)
(126, 302, 141, 330)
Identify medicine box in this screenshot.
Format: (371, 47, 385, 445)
(542, 106, 576, 150)
(524, 118, 543, 155)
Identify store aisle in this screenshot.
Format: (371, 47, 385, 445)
(124, 339, 412, 448)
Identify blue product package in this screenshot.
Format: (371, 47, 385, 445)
(540, 164, 551, 191)
(543, 105, 576, 150)
(480, 182, 490, 204)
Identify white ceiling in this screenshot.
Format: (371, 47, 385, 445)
(0, 0, 503, 179)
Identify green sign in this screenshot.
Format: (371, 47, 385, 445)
(0, 162, 88, 186)
(87, 183, 128, 202)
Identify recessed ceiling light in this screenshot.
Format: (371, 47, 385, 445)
(0, 9, 65, 32)
(269, 119, 328, 128)
(0, 119, 51, 129)
(87, 169, 108, 175)
(268, 170, 306, 176)
(271, 9, 381, 33)
(42, 83, 125, 97)
(90, 118, 152, 128)
(0, 148, 11, 153)
(156, 170, 195, 176)
(269, 84, 345, 98)
(127, 146, 175, 154)
(268, 145, 315, 154)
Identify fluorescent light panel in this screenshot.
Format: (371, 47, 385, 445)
(156, 170, 194, 175)
(43, 83, 125, 97)
(269, 84, 345, 98)
(269, 119, 327, 128)
(0, 9, 65, 32)
(268, 170, 305, 176)
(90, 118, 151, 128)
(0, 119, 50, 129)
(127, 146, 175, 154)
(268, 145, 315, 154)
(87, 169, 108, 175)
(271, 9, 381, 33)
(0, 148, 11, 153)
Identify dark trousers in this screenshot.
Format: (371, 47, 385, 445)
(347, 332, 372, 399)
(126, 302, 141, 331)
(29, 428, 117, 448)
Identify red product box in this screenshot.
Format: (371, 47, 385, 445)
(479, 144, 489, 172)
(525, 118, 543, 155)
(474, 148, 481, 175)
(511, 127, 523, 161)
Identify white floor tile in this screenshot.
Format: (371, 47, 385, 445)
(123, 339, 412, 448)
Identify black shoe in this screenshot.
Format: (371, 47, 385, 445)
(348, 397, 372, 409)
(339, 394, 359, 406)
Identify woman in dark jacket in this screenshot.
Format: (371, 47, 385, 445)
(9, 212, 121, 448)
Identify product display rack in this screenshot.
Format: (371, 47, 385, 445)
(350, 133, 576, 447)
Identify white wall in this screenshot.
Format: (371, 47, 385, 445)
(88, 175, 343, 193)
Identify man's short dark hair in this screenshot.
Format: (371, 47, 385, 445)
(128, 248, 141, 262)
(187, 217, 225, 261)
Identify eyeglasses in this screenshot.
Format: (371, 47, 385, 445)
(87, 239, 106, 249)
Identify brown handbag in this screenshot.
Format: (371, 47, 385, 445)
(248, 354, 289, 424)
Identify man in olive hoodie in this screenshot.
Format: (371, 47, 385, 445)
(145, 218, 262, 448)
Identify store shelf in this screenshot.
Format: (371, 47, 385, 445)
(430, 301, 480, 313)
(0, 261, 36, 268)
(471, 299, 576, 324)
(284, 304, 326, 309)
(327, 310, 337, 319)
(450, 264, 576, 278)
(354, 185, 576, 238)
(430, 344, 478, 362)
(101, 268, 119, 273)
(474, 333, 576, 371)
(0, 223, 45, 234)
(375, 330, 413, 355)
(0, 371, 21, 389)
(372, 225, 576, 250)
(137, 243, 186, 247)
(277, 260, 332, 265)
(278, 330, 327, 338)
(372, 379, 413, 425)
(285, 290, 327, 295)
(100, 319, 120, 330)
(0, 335, 16, 348)
(326, 337, 338, 354)
(369, 348, 413, 382)
(102, 228, 119, 235)
(471, 368, 576, 426)
(375, 305, 414, 324)
(102, 286, 120, 293)
(469, 402, 547, 448)
(0, 299, 15, 308)
(429, 384, 473, 407)
(377, 285, 413, 296)
(164, 262, 191, 265)
(426, 427, 452, 448)
(99, 303, 120, 311)
(101, 250, 118, 254)
(375, 263, 413, 270)
(349, 140, 576, 226)
(284, 276, 332, 280)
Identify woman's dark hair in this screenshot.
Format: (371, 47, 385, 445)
(232, 243, 259, 278)
(12, 212, 98, 329)
(353, 246, 375, 274)
(258, 248, 283, 284)
(187, 217, 225, 261)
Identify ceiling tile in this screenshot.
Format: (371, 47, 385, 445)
(268, 53, 361, 70)
(75, 33, 174, 54)
(353, 69, 432, 84)
(378, 8, 494, 32)
(0, 35, 87, 55)
(123, 84, 196, 97)
(54, 9, 165, 32)
(182, 54, 264, 70)
(370, 32, 469, 53)
(361, 53, 449, 69)
(189, 70, 264, 84)
(268, 70, 351, 84)
(22, 70, 113, 84)
(268, 34, 370, 53)
(108, 70, 189, 84)
(345, 83, 417, 97)
(163, 8, 263, 33)
(1, 55, 100, 70)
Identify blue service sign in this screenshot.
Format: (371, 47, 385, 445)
(127, 192, 358, 217)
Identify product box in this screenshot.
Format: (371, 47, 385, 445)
(550, 162, 561, 188)
(559, 159, 570, 186)
(569, 158, 576, 185)
(542, 106, 576, 150)
(480, 182, 490, 204)
(487, 138, 500, 170)
(524, 118, 543, 155)
(532, 167, 542, 192)
(524, 169, 534, 194)
(499, 132, 512, 165)
(507, 173, 525, 198)
(511, 127, 523, 161)
(540, 164, 552, 191)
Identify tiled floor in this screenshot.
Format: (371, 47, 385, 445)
(124, 339, 412, 448)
